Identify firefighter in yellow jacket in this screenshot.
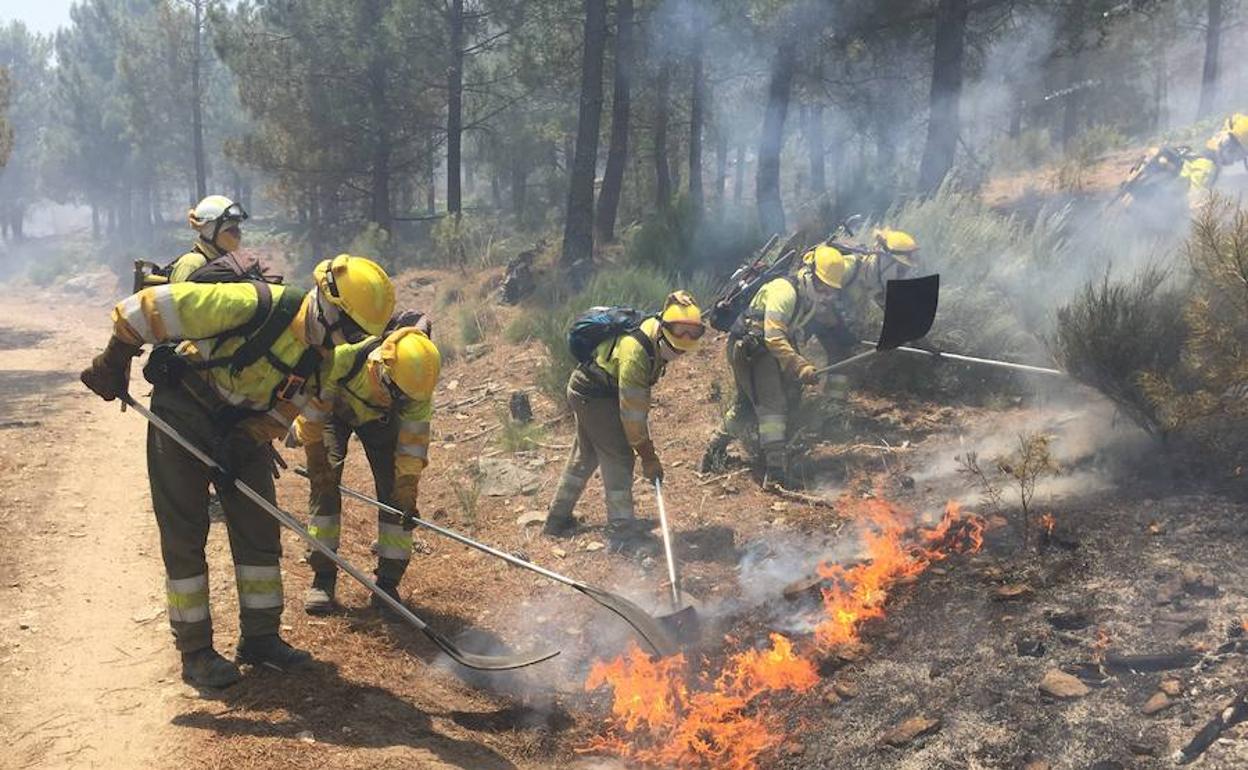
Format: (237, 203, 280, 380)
(703, 231, 919, 487)
(295, 321, 439, 614)
(543, 292, 705, 553)
(79, 255, 395, 688)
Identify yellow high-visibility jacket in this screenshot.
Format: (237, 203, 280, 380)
(295, 336, 432, 510)
(167, 241, 220, 283)
(590, 316, 666, 449)
(112, 282, 328, 441)
(746, 273, 864, 378)
(1181, 156, 1220, 199)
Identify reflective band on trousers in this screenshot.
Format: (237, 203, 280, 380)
(377, 522, 412, 561)
(308, 515, 341, 549)
(758, 413, 786, 445)
(235, 564, 283, 609)
(397, 442, 428, 460)
(167, 573, 210, 623)
(554, 471, 590, 499)
(604, 488, 634, 519)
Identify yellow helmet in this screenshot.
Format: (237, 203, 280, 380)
(805, 244, 849, 289)
(874, 228, 919, 267)
(379, 327, 440, 401)
(659, 290, 705, 353)
(314, 254, 396, 336)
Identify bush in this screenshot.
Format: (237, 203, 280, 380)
(495, 408, 548, 453)
(28, 248, 83, 287)
(429, 212, 508, 269)
(347, 222, 393, 272)
(1051, 266, 1189, 440)
(624, 194, 762, 277)
(454, 304, 497, 348)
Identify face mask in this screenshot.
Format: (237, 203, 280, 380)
(657, 336, 682, 362)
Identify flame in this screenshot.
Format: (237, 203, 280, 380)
(584, 634, 817, 769)
(1040, 513, 1056, 536)
(1092, 627, 1112, 663)
(584, 499, 983, 769)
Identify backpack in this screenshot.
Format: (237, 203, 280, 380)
(133, 252, 283, 293)
(568, 306, 650, 364)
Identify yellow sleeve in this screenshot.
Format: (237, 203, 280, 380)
(614, 334, 653, 449)
(759, 279, 811, 377)
(394, 397, 432, 479)
(168, 252, 209, 283)
(110, 282, 266, 346)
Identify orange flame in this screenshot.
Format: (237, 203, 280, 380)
(584, 500, 983, 769)
(1092, 627, 1113, 663)
(584, 634, 817, 769)
(1040, 513, 1056, 536)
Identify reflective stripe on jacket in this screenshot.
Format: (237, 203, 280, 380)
(112, 282, 327, 440)
(590, 316, 665, 448)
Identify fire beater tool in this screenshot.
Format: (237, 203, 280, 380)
(652, 479, 701, 641)
(123, 394, 559, 671)
(859, 342, 1064, 377)
(297, 469, 681, 658)
(815, 274, 941, 377)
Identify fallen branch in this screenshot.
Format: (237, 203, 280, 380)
(697, 468, 749, 486)
(769, 485, 840, 509)
(1104, 649, 1203, 673)
(1179, 684, 1248, 764)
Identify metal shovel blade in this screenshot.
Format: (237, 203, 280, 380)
(876, 274, 940, 351)
(653, 480, 701, 644)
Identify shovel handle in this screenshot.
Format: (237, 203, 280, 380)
(654, 480, 681, 610)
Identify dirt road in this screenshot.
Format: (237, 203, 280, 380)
(0, 290, 181, 768)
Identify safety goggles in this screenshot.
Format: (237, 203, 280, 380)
(220, 202, 249, 224)
(662, 320, 706, 342)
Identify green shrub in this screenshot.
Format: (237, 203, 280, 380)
(454, 304, 497, 348)
(28, 249, 83, 287)
(495, 408, 548, 453)
(347, 222, 393, 271)
(625, 194, 762, 277)
(1051, 266, 1189, 440)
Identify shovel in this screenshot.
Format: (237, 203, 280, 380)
(123, 394, 559, 671)
(298, 469, 680, 658)
(653, 479, 700, 641)
(815, 274, 941, 376)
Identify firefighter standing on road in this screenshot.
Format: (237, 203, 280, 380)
(79, 255, 395, 689)
(295, 315, 439, 615)
(542, 292, 705, 554)
(702, 230, 919, 488)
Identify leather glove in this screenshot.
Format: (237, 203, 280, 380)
(636, 440, 663, 482)
(304, 442, 337, 499)
(797, 363, 821, 386)
(394, 474, 421, 530)
(80, 336, 141, 401)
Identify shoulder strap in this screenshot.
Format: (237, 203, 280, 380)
(229, 288, 305, 374)
(338, 339, 384, 387)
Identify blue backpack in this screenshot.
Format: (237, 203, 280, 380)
(568, 306, 650, 364)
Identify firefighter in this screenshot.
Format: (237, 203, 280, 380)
(702, 231, 919, 487)
(542, 291, 705, 553)
(167, 195, 250, 282)
(79, 255, 395, 688)
(296, 319, 439, 615)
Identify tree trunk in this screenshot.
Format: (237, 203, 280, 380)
(595, 0, 634, 242)
(733, 143, 745, 205)
(757, 42, 796, 235)
(560, 0, 608, 266)
(918, 0, 969, 195)
(426, 137, 437, 214)
(654, 57, 673, 209)
(191, 0, 207, 201)
(714, 114, 728, 220)
(1198, 0, 1223, 119)
(366, 0, 392, 229)
(806, 101, 826, 197)
(447, 0, 465, 216)
(512, 154, 528, 219)
(688, 29, 705, 214)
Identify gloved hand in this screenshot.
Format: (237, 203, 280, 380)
(636, 440, 663, 482)
(393, 474, 421, 530)
(400, 507, 421, 531)
(80, 336, 141, 402)
(304, 442, 337, 499)
(797, 363, 821, 386)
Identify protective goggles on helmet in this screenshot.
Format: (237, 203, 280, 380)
(220, 202, 249, 224)
(661, 319, 706, 342)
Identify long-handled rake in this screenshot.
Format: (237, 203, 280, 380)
(299, 470, 680, 658)
(124, 395, 559, 671)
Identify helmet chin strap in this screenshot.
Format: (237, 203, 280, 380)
(657, 335, 682, 362)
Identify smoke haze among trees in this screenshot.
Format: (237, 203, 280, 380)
(0, 0, 1243, 269)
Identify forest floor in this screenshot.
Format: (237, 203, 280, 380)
(3, 249, 1248, 770)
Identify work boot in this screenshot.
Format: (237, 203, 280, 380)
(700, 431, 732, 473)
(235, 635, 313, 673)
(181, 647, 242, 688)
(370, 577, 403, 614)
(542, 513, 579, 539)
(606, 520, 659, 558)
(303, 572, 337, 615)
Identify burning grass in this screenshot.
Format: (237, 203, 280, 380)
(582, 498, 984, 770)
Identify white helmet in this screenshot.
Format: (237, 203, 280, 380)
(188, 195, 248, 246)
